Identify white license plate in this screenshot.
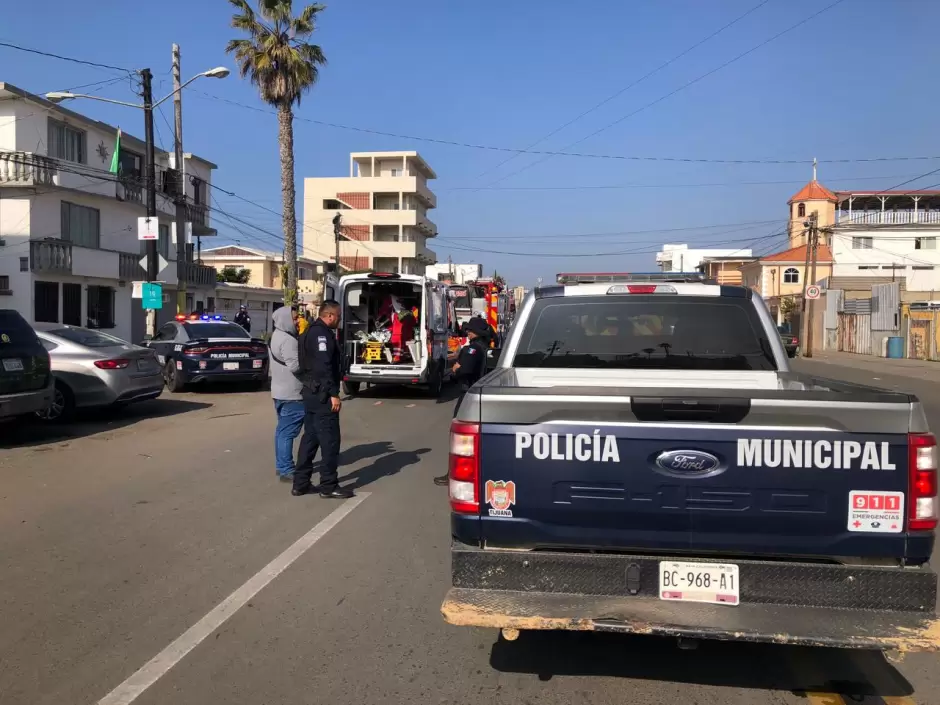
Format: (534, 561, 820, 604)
(223, 362, 239, 371)
(2, 358, 24, 372)
(659, 561, 739, 606)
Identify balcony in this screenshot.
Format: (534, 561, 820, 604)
(119, 252, 145, 280)
(338, 239, 436, 264)
(30, 240, 72, 274)
(179, 261, 217, 286)
(185, 202, 217, 236)
(836, 210, 940, 226)
(351, 175, 437, 208)
(116, 174, 144, 205)
(0, 152, 56, 187)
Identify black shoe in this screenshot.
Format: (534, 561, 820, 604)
(433, 474, 449, 486)
(291, 485, 318, 496)
(319, 486, 355, 499)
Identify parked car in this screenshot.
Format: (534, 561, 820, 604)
(0, 310, 54, 420)
(142, 315, 269, 393)
(777, 324, 799, 357)
(32, 324, 164, 422)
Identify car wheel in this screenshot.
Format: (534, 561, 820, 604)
(35, 381, 74, 423)
(342, 380, 361, 396)
(164, 361, 186, 393)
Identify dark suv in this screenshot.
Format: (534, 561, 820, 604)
(0, 310, 54, 419)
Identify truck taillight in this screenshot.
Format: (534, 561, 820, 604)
(449, 421, 480, 514)
(908, 433, 938, 531)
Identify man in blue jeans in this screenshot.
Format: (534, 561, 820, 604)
(269, 306, 305, 481)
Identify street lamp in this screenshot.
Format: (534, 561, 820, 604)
(45, 66, 227, 337)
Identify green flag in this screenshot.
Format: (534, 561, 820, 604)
(108, 128, 121, 174)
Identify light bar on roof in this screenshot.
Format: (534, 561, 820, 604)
(556, 271, 709, 285)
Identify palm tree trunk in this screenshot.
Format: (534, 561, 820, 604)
(277, 104, 298, 305)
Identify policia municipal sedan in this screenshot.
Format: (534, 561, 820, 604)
(292, 300, 355, 499)
(434, 316, 490, 486)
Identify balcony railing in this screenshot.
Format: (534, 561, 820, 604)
(179, 261, 217, 286)
(836, 210, 940, 225)
(119, 252, 144, 280)
(0, 152, 56, 186)
(116, 174, 144, 205)
(30, 240, 72, 274)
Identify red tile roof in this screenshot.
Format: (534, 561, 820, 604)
(760, 243, 833, 263)
(788, 180, 837, 204)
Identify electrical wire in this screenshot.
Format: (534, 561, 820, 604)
(479, 0, 849, 187)
(472, 0, 772, 181)
(0, 40, 133, 74)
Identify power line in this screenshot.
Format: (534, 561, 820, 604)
(482, 0, 849, 187)
(190, 90, 937, 167)
(0, 40, 133, 73)
(472, 0, 772, 181)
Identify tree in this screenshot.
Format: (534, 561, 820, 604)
(226, 0, 327, 306)
(217, 266, 252, 284)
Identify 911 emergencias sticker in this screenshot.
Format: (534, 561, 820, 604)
(848, 491, 904, 533)
(485, 480, 516, 518)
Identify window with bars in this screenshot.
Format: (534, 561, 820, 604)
(852, 236, 873, 249)
(48, 118, 86, 163)
(61, 201, 100, 249)
(87, 285, 116, 329)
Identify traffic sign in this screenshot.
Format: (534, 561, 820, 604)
(141, 282, 163, 310)
(138, 254, 169, 277)
(806, 285, 822, 300)
(138, 216, 158, 241)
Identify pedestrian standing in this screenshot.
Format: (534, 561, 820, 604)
(269, 307, 305, 482)
(293, 300, 355, 499)
(234, 304, 251, 333)
(434, 317, 489, 486)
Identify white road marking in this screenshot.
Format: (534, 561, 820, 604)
(97, 493, 370, 705)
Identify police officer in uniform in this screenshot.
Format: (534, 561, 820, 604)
(292, 300, 355, 499)
(234, 305, 251, 333)
(434, 317, 490, 486)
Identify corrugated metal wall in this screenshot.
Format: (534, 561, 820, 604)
(871, 282, 900, 332)
(838, 313, 872, 355)
(824, 290, 842, 350)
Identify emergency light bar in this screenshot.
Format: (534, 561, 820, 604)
(176, 314, 224, 321)
(556, 272, 710, 285)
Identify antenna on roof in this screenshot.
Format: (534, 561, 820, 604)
(812, 157, 817, 182)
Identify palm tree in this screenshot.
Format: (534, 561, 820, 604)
(226, 0, 327, 305)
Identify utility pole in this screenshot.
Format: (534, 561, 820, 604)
(804, 212, 820, 359)
(172, 44, 188, 315)
(332, 212, 343, 273)
(141, 68, 159, 339)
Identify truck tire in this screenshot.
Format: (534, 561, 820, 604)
(342, 380, 361, 396)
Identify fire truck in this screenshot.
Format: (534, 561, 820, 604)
(445, 277, 510, 349)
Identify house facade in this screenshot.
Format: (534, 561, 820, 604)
(0, 82, 218, 343)
(739, 244, 834, 324)
(656, 243, 753, 273)
(199, 245, 328, 305)
(302, 151, 438, 274)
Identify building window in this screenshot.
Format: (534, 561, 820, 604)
(191, 177, 205, 205)
(19, 257, 28, 272)
(916, 237, 937, 250)
(912, 265, 935, 270)
(63, 283, 82, 325)
(390, 168, 402, 177)
(797, 203, 806, 218)
(87, 285, 116, 329)
(47, 118, 86, 163)
(0, 275, 9, 292)
(783, 267, 800, 284)
(882, 265, 906, 270)
(858, 265, 878, 270)
(158, 223, 170, 259)
(60, 201, 101, 249)
(34, 281, 59, 322)
(118, 150, 143, 179)
(852, 236, 873, 249)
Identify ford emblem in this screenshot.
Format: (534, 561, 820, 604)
(655, 449, 721, 476)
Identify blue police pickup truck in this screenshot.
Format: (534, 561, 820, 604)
(442, 273, 939, 655)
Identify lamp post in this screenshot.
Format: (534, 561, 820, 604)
(46, 65, 228, 337)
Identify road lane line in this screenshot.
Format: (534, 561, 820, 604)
(96, 493, 370, 705)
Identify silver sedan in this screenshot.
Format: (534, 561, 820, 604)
(32, 324, 164, 422)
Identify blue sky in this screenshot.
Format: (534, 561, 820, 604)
(3, 0, 940, 286)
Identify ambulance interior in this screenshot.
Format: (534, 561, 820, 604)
(343, 280, 425, 366)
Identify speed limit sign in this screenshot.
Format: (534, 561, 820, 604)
(806, 285, 822, 300)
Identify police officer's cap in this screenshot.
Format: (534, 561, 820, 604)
(466, 318, 489, 336)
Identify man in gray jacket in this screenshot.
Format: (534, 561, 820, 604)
(270, 306, 305, 481)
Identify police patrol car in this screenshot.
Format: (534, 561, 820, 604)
(144, 313, 269, 393)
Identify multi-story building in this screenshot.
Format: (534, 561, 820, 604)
(425, 262, 482, 284)
(0, 82, 218, 342)
(199, 245, 327, 305)
(656, 243, 753, 273)
(302, 151, 438, 274)
(787, 178, 940, 291)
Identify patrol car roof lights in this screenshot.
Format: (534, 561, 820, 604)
(557, 272, 707, 285)
(909, 433, 939, 531)
(449, 421, 480, 514)
(607, 284, 678, 295)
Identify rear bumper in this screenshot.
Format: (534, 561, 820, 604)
(0, 381, 54, 419)
(186, 371, 266, 384)
(443, 547, 940, 651)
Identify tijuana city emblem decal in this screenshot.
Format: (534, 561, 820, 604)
(485, 480, 516, 517)
(655, 449, 721, 475)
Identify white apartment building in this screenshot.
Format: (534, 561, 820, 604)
(302, 151, 437, 274)
(0, 82, 219, 343)
(656, 243, 753, 272)
(787, 179, 940, 292)
(425, 262, 482, 284)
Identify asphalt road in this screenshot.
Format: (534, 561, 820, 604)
(0, 361, 937, 705)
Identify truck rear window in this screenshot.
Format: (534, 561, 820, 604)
(512, 295, 778, 371)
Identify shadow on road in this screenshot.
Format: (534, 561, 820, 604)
(489, 631, 914, 698)
(0, 398, 212, 449)
(342, 446, 431, 490)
